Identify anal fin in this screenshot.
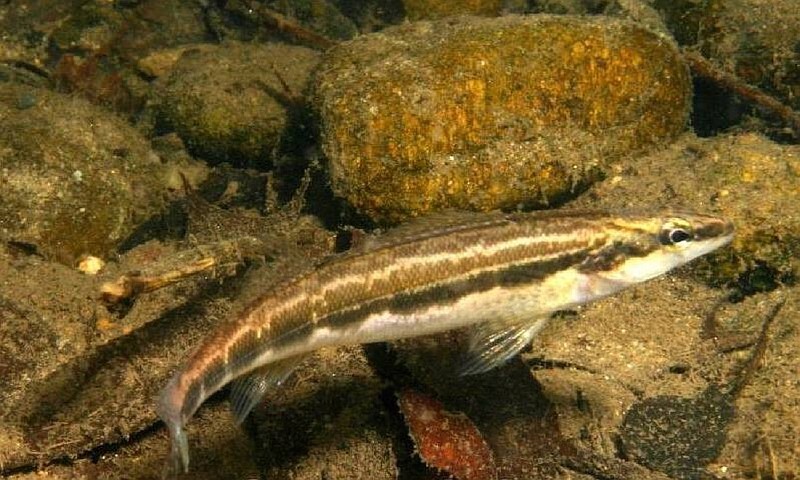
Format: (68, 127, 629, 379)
(229, 354, 308, 424)
(459, 317, 549, 376)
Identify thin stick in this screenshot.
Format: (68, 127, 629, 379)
(101, 257, 216, 303)
(100, 236, 265, 303)
(238, 0, 337, 50)
(726, 297, 785, 396)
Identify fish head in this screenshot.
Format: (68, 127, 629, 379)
(578, 212, 734, 296)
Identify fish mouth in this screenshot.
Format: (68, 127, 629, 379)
(685, 228, 734, 263)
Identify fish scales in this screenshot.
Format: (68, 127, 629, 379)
(168, 215, 602, 411)
(174, 213, 605, 406)
(157, 209, 734, 474)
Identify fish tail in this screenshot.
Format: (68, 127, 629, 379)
(157, 374, 190, 475)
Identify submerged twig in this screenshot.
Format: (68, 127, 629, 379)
(101, 164, 322, 304)
(101, 257, 215, 303)
(100, 236, 264, 303)
(725, 297, 785, 396)
(232, 0, 337, 50)
(683, 49, 800, 138)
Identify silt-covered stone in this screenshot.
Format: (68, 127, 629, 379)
(154, 42, 320, 167)
(0, 83, 171, 264)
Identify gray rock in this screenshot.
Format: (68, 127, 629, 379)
(0, 83, 170, 264)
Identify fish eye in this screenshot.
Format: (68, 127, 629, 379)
(660, 226, 692, 246)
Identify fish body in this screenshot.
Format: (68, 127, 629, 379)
(157, 209, 733, 473)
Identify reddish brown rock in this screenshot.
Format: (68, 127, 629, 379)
(397, 389, 497, 480)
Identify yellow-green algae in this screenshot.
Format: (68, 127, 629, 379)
(314, 15, 691, 223)
(708, 134, 800, 285)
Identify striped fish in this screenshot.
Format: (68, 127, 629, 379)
(157, 209, 734, 473)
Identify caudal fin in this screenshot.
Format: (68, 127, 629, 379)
(157, 375, 190, 475)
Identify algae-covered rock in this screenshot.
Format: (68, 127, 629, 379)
(0, 83, 170, 264)
(674, 134, 800, 286)
(154, 41, 320, 167)
(314, 15, 691, 223)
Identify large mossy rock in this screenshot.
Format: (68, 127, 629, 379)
(314, 15, 691, 223)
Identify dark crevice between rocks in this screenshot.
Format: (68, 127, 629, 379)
(690, 74, 799, 144)
(277, 154, 368, 232)
(4, 240, 44, 259)
(116, 200, 188, 254)
(728, 261, 795, 303)
(691, 77, 748, 138)
(117, 166, 278, 254)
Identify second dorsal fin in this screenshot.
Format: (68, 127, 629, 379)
(358, 210, 511, 252)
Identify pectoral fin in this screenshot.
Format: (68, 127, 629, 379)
(459, 317, 549, 376)
(229, 355, 308, 424)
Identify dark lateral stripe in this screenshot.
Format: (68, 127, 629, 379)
(353, 209, 610, 254)
(312, 237, 603, 317)
(186, 219, 608, 397)
(319, 247, 593, 329)
(168, 209, 736, 435)
(183, 381, 202, 419)
(576, 240, 657, 273)
(229, 215, 607, 333)
(187, 228, 576, 417)
(226, 330, 265, 376)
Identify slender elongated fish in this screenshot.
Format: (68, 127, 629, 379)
(157, 209, 733, 473)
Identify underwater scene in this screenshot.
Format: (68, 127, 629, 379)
(0, 1, 798, 479)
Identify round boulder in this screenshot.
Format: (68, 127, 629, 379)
(154, 42, 321, 168)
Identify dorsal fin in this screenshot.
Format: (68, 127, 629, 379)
(459, 317, 550, 376)
(357, 210, 512, 252)
(228, 354, 308, 424)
